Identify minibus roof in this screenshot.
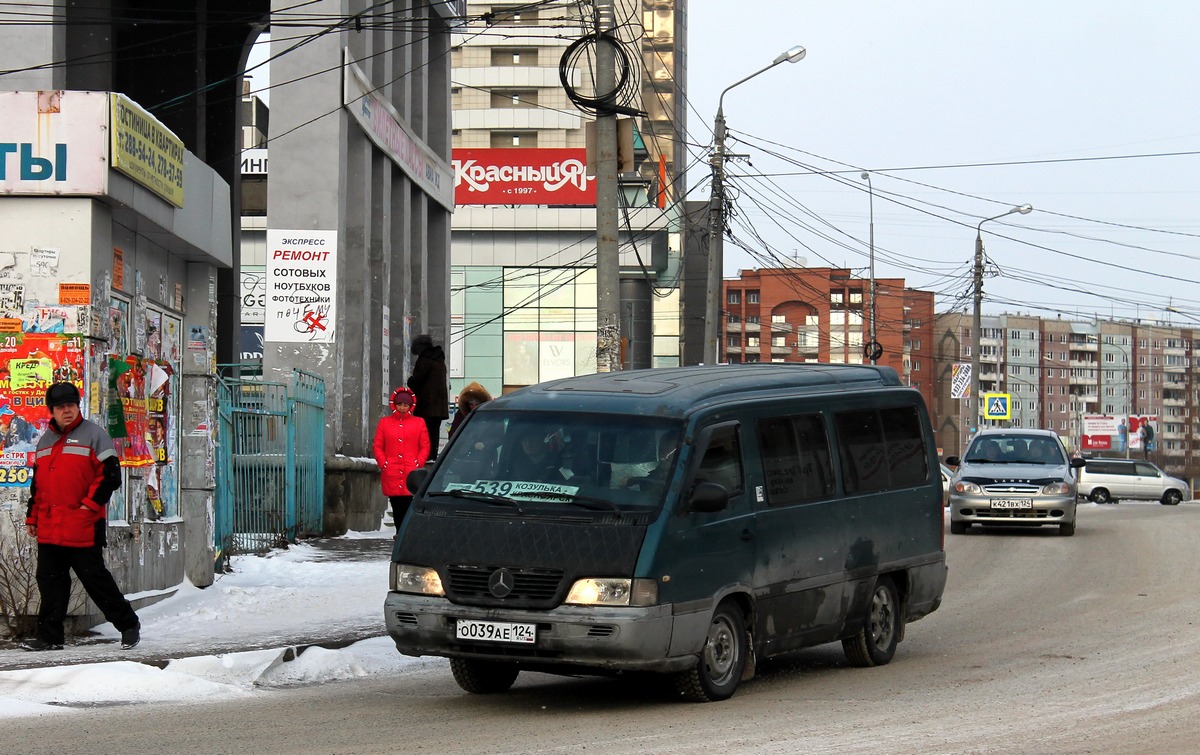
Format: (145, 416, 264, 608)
(483, 364, 906, 417)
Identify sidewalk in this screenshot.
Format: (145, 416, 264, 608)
(0, 529, 395, 674)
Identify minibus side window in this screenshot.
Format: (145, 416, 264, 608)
(881, 406, 928, 487)
(835, 405, 928, 494)
(758, 414, 834, 506)
(696, 425, 744, 495)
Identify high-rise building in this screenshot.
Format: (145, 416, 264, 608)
(448, 1, 688, 397)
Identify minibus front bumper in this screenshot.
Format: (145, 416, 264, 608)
(384, 592, 697, 673)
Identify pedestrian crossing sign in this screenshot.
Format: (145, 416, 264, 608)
(983, 393, 1011, 420)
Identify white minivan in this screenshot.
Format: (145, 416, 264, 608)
(1077, 458, 1189, 505)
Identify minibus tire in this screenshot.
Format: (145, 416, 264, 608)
(1162, 490, 1182, 506)
(1089, 489, 1111, 504)
(449, 658, 520, 694)
(842, 576, 899, 667)
(674, 602, 747, 702)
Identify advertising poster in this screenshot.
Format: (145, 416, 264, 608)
(0, 334, 86, 486)
(452, 148, 596, 205)
(264, 229, 338, 343)
(145, 361, 172, 518)
(108, 355, 153, 467)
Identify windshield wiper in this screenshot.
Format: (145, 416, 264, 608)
(427, 490, 525, 514)
(964, 458, 1010, 464)
(515, 490, 622, 514)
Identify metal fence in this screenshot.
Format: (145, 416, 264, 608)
(215, 365, 326, 568)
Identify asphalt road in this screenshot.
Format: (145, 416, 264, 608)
(3, 502, 1198, 754)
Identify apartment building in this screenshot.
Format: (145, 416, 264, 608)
(720, 267, 936, 415)
(934, 312, 1198, 478)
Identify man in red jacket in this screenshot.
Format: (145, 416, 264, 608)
(23, 382, 140, 651)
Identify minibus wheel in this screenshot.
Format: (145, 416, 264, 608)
(1162, 490, 1183, 506)
(842, 576, 899, 667)
(1089, 488, 1111, 504)
(674, 602, 747, 702)
(450, 658, 520, 694)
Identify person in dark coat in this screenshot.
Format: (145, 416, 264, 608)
(24, 382, 141, 652)
(448, 381, 493, 437)
(407, 334, 449, 462)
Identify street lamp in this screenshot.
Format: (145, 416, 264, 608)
(860, 172, 876, 364)
(970, 203, 1032, 435)
(704, 45, 806, 364)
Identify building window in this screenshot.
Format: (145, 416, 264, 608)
(727, 335, 741, 347)
(746, 315, 759, 324)
(772, 335, 787, 347)
(745, 354, 760, 363)
(727, 291, 740, 305)
(913, 360, 921, 371)
(771, 314, 786, 324)
(490, 89, 539, 108)
(727, 314, 740, 324)
(746, 290, 760, 304)
(490, 131, 538, 148)
(746, 336, 760, 347)
(489, 6, 540, 25)
(492, 48, 539, 66)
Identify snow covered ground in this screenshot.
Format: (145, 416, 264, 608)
(0, 527, 431, 719)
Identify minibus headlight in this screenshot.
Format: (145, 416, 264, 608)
(1042, 481, 1073, 495)
(953, 481, 981, 494)
(565, 578, 658, 607)
(391, 563, 444, 596)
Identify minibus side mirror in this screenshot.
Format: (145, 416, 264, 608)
(407, 467, 430, 492)
(1070, 458, 1086, 469)
(945, 456, 960, 467)
(688, 482, 729, 513)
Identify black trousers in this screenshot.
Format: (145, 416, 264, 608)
(389, 495, 414, 527)
(36, 543, 139, 645)
(423, 416, 442, 461)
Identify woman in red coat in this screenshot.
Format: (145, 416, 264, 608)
(373, 387, 430, 527)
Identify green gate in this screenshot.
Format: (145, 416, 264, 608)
(215, 365, 326, 568)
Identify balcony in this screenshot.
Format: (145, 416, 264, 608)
(769, 321, 793, 334)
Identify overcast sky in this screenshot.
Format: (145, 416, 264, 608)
(249, 3, 1200, 325)
(685, 1, 1200, 324)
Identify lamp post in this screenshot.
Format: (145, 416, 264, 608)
(970, 203, 1032, 435)
(704, 45, 806, 365)
(860, 172, 876, 364)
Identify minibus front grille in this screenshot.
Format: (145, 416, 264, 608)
(445, 565, 565, 605)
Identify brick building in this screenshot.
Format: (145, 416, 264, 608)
(720, 267, 935, 413)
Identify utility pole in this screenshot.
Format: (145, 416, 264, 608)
(594, 0, 619, 372)
(861, 171, 876, 364)
(704, 108, 727, 366)
(971, 204, 1032, 438)
(703, 45, 806, 365)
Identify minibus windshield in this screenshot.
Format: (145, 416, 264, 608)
(427, 411, 683, 512)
